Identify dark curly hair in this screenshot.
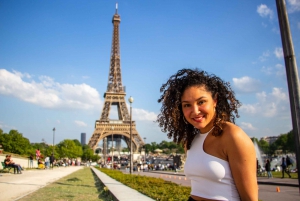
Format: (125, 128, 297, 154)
(157, 68, 241, 150)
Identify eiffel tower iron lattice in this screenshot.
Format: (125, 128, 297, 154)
(88, 6, 144, 154)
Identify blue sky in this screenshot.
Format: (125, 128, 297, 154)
(0, 0, 300, 146)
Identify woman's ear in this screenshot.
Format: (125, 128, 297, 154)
(213, 93, 218, 107)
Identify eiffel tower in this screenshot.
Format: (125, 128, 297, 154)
(88, 5, 144, 154)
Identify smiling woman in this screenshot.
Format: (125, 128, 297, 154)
(157, 68, 258, 201)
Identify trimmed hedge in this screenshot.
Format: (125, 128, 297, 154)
(98, 168, 190, 201)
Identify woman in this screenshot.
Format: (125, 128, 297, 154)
(157, 69, 257, 200)
(281, 157, 291, 178)
(265, 159, 272, 178)
(38, 159, 45, 169)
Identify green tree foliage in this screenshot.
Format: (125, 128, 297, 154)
(82, 145, 95, 162)
(258, 139, 269, 156)
(250, 130, 296, 156)
(275, 134, 289, 154)
(286, 130, 295, 153)
(143, 140, 184, 154)
(57, 139, 83, 159)
(0, 129, 31, 155)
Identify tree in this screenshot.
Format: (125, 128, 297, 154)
(286, 130, 295, 153)
(73, 139, 81, 147)
(57, 139, 83, 159)
(258, 139, 269, 156)
(0, 130, 31, 155)
(275, 134, 289, 154)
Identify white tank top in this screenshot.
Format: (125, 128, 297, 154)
(184, 131, 240, 200)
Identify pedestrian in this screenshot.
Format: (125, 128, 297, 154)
(265, 159, 272, 178)
(157, 68, 257, 200)
(174, 163, 177, 173)
(4, 155, 23, 174)
(50, 154, 55, 169)
(29, 154, 34, 168)
(35, 149, 41, 161)
(45, 156, 50, 169)
(281, 157, 291, 178)
(286, 155, 292, 171)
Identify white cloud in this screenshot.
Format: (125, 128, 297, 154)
(261, 64, 286, 78)
(12, 70, 32, 79)
(274, 47, 283, 59)
(287, 0, 300, 13)
(257, 4, 274, 19)
(132, 108, 157, 121)
(75, 120, 87, 127)
(275, 64, 286, 77)
(232, 76, 261, 93)
(240, 87, 289, 117)
(240, 122, 256, 131)
(261, 66, 273, 75)
(261, 22, 268, 27)
(259, 50, 270, 62)
(0, 69, 102, 110)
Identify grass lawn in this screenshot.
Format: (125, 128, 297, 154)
(19, 167, 113, 201)
(258, 171, 298, 179)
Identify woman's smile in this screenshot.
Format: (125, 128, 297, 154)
(181, 85, 216, 133)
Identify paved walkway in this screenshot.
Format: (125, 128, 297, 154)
(91, 167, 154, 201)
(0, 166, 83, 201)
(0, 167, 299, 201)
(130, 170, 300, 201)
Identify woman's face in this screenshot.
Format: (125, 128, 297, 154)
(181, 85, 217, 133)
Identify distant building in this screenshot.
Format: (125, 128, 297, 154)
(81, 133, 86, 145)
(260, 136, 279, 145)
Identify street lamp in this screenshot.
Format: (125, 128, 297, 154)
(111, 126, 114, 169)
(128, 96, 134, 174)
(52, 128, 55, 155)
(144, 137, 146, 163)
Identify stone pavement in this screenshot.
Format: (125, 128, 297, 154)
(0, 166, 83, 201)
(91, 167, 154, 201)
(131, 170, 300, 201)
(1, 166, 299, 201)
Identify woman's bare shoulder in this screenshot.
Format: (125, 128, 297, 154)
(221, 122, 253, 145)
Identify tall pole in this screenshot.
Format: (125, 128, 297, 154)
(276, 0, 300, 189)
(129, 96, 134, 174)
(52, 128, 55, 155)
(111, 126, 114, 169)
(144, 137, 146, 163)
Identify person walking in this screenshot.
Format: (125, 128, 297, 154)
(29, 154, 34, 168)
(157, 68, 257, 200)
(265, 159, 272, 178)
(281, 157, 291, 178)
(50, 154, 55, 169)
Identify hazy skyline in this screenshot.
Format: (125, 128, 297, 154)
(1, 0, 300, 145)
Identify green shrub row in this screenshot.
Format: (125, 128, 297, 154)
(97, 168, 191, 201)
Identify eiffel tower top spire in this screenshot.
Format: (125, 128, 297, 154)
(106, 3, 124, 95)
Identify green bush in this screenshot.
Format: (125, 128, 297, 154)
(98, 168, 190, 201)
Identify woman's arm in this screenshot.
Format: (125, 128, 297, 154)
(224, 125, 258, 201)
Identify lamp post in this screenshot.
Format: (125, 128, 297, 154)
(52, 128, 55, 155)
(111, 126, 114, 169)
(276, 0, 300, 188)
(143, 137, 146, 163)
(128, 96, 134, 174)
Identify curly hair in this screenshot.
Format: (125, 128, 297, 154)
(157, 68, 241, 150)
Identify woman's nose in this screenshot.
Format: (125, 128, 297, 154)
(192, 104, 200, 114)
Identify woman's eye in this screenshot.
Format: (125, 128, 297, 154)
(198, 101, 205, 105)
(183, 104, 190, 108)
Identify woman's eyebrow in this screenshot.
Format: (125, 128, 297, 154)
(181, 96, 206, 103)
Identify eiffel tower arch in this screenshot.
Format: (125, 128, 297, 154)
(88, 5, 144, 153)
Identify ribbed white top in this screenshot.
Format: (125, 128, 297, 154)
(184, 132, 240, 200)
